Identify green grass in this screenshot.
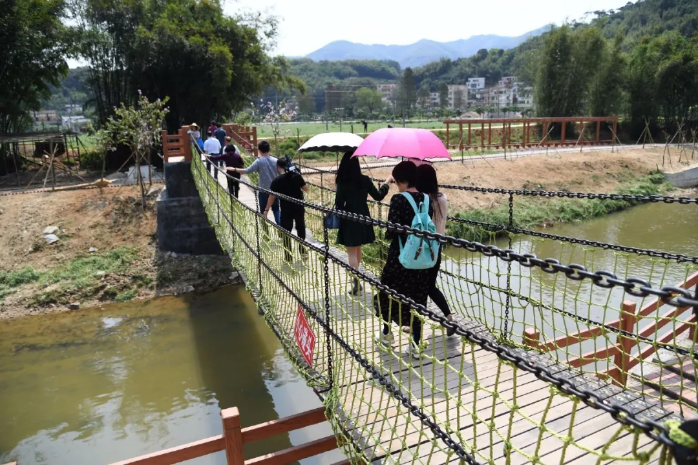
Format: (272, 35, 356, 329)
(1, 246, 141, 304)
(448, 173, 669, 241)
(115, 289, 137, 302)
(256, 120, 447, 138)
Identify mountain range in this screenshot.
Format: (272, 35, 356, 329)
(306, 24, 552, 68)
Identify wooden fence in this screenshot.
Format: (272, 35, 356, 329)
(443, 116, 620, 151)
(3, 407, 344, 465)
(524, 272, 698, 387)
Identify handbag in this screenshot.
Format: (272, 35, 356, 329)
(323, 213, 340, 229)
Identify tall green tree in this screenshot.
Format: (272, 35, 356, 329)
(438, 83, 448, 109)
(590, 34, 627, 116)
(398, 67, 417, 112)
(355, 87, 383, 115)
(71, 0, 304, 130)
(0, 0, 70, 133)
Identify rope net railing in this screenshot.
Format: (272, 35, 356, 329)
(192, 139, 698, 465)
(300, 175, 698, 415)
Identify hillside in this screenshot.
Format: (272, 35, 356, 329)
(306, 25, 551, 68)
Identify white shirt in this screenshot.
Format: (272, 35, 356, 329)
(204, 137, 221, 154)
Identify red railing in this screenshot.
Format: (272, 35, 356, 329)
(524, 271, 698, 387)
(443, 116, 620, 151)
(3, 407, 344, 465)
(161, 126, 193, 162)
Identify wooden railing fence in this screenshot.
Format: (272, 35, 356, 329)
(524, 272, 698, 387)
(3, 407, 343, 465)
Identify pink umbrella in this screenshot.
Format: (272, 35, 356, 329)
(352, 128, 451, 160)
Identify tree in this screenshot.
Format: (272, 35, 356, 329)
(0, 0, 70, 134)
(101, 92, 169, 208)
(417, 86, 431, 109)
(438, 83, 448, 109)
(297, 91, 316, 116)
(398, 67, 417, 112)
(355, 87, 383, 116)
(590, 34, 627, 116)
(70, 0, 304, 130)
(453, 89, 464, 112)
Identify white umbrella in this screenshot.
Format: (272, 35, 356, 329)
(298, 132, 364, 153)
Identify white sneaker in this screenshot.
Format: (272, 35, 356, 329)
(405, 340, 422, 360)
(375, 330, 393, 347)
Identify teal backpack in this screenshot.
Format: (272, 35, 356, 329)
(398, 192, 439, 270)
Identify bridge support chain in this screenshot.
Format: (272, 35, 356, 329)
(502, 192, 514, 341)
(254, 192, 263, 314)
(322, 221, 334, 391)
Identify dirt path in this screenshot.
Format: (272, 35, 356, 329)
(308, 147, 696, 212)
(0, 186, 234, 320)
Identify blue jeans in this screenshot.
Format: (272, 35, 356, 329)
(258, 192, 280, 225)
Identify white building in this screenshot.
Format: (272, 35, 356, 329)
(467, 77, 485, 91)
(376, 84, 397, 102)
(447, 85, 469, 110)
(429, 92, 440, 107)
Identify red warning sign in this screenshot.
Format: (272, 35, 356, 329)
(294, 305, 316, 367)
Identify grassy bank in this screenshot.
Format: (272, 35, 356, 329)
(0, 247, 145, 305)
(448, 172, 669, 241)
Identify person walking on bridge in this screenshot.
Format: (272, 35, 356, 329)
(203, 131, 221, 173)
(228, 140, 281, 225)
(210, 144, 244, 198)
(374, 161, 432, 359)
(334, 151, 391, 295)
(263, 158, 309, 262)
(416, 164, 455, 337)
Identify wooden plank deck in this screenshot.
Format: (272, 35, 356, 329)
(201, 159, 683, 465)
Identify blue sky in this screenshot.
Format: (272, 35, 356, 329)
(226, 0, 635, 57)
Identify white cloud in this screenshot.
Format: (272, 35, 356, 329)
(223, 0, 634, 57)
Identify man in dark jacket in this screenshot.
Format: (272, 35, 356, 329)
(209, 144, 244, 197)
(213, 124, 227, 154)
(264, 158, 308, 261)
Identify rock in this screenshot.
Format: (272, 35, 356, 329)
(89, 247, 99, 253)
(229, 271, 240, 282)
(96, 271, 106, 277)
(43, 226, 59, 235)
(147, 186, 163, 197)
(183, 285, 195, 293)
(44, 234, 59, 244)
(68, 302, 80, 310)
(171, 252, 177, 258)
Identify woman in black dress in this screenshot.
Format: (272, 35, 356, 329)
(335, 151, 391, 295)
(374, 161, 433, 359)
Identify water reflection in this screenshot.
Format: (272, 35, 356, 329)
(0, 286, 341, 465)
(441, 201, 698, 364)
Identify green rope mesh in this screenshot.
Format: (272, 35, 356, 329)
(192, 150, 697, 465)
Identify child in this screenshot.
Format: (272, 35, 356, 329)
(263, 158, 309, 261)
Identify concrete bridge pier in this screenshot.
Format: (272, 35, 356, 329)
(156, 161, 224, 255)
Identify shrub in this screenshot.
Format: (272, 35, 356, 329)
(80, 149, 105, 171)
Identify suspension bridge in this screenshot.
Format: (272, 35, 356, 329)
(117, 125, 698, 465)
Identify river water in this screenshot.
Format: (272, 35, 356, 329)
(1, 202, 696, 464)
(0, 286, 343, 465)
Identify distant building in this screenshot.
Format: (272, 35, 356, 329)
(429, 92, 440, 107)
(467, 77, 485, 91)
(376, 84, 397, 102)
(498, 76, 517, 87)
(61, 115, 91, 132)
(64, 104, 82, 113)
(32, 110, 59, 122)
(447, 85, 469, 110)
